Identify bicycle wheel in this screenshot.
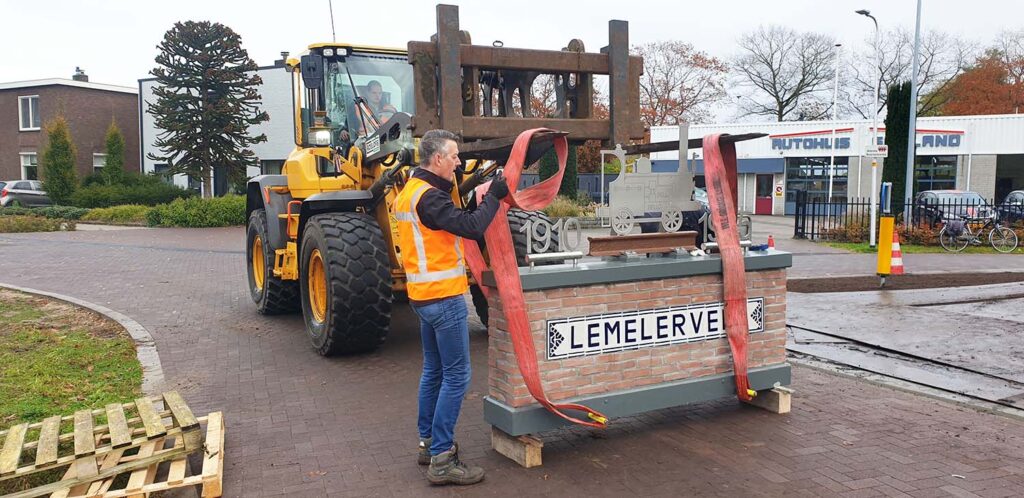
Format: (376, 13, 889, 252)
(939, 227, 969, 252)
(989, 226, 1019, 253)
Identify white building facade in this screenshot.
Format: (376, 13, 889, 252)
(650, 115, 1024, 215)
(138, 61, 296, 195)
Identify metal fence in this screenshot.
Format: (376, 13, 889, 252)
(793, 190, 1022, 240)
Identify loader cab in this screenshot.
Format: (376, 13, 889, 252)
(289, 44, 414, 149)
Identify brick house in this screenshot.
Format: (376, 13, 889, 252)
(0, 69, 139, 182)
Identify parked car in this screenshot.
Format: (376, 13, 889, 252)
(0, 180, 51, 208)
(997, 190, 1024, 224)
(913, 190, 988, 227)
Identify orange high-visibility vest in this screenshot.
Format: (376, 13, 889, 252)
(395, 176, 468, 301)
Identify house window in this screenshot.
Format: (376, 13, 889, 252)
(93, 154, 107, 173)
(153, 164, 173, 184)
(19, 96, 41, 131)
(20, 153, 38, 180)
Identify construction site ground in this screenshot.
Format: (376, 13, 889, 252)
(2, 226, 1024, 497)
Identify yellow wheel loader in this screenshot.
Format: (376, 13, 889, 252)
(244, 43, 562, 355)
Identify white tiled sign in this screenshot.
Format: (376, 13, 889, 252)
(546, 298, 764, 360)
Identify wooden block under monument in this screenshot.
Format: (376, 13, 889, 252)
(491, 427, 543, 468)
(743, 386, 793, 414)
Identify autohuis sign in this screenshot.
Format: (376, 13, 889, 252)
(770, 127, 964, 151)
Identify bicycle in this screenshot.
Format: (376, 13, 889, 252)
(938, 211, 1019, 253)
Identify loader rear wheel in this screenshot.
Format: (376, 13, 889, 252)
(247, 209, 299, 314)
(300, 212, 393, 356)
(471, 209, 561, 327)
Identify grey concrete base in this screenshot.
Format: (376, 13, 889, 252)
(484, 363, 791, 436)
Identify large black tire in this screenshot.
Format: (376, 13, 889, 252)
(506, 208, 561, 266)
(471, 209, 561, 327)
(300, 212, 393, 356)
(247, 209, 299, 314)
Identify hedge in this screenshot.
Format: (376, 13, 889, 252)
(0, 215, 75, 233)
(81, 205, 152, 225)
(146, 195, 246, 227)
(70, 182, 193, 208)
(0, 206, 90, 220)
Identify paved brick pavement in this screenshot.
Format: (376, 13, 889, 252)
(2, 228, 1024, 497)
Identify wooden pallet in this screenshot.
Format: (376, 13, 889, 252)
(0, 392, 201, 487)
(40, 412, 224, 498)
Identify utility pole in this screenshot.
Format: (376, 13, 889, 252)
(857, 9, 881, 248)
(828, 43, 842, 202)
(905, 0, 923, 210)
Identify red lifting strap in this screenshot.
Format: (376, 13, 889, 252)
(702, 134, 754, 402)
(464, 128, 608, 428)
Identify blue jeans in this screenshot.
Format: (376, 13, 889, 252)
(413, 295, 471, 456)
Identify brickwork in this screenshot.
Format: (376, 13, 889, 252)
(487, 268, 787, 407)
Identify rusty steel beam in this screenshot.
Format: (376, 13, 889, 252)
(461, 117, 609, 141)
(587, 232, 699, 257)
(436, 4, 464, 136)
(620, 133, 768, 156)
(607, 19, 630, 147)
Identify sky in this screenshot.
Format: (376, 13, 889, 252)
(2, 0, 1020, 120)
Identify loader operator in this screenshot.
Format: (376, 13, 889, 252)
(394, 129, 510, 485)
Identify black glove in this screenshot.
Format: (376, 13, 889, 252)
(488, 174, 510, 200)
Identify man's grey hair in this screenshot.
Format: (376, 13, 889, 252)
(419, 129, 457, 166)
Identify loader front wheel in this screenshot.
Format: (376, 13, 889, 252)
(472, 209, 561, 328)
(247, 209, 299, 314)
(300, 212, 393, 356)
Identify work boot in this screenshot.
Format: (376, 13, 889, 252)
(426, 445, 485, 485)
(417, 437, 432, 466)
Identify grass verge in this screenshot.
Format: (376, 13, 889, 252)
(0, 289, 142, 493)
(823, 241, 1024, 255)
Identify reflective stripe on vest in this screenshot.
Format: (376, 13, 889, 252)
(395, 177, 468, 300)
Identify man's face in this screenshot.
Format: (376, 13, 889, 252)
(367, 85, 383, 105)
(433, 140, 461, 182)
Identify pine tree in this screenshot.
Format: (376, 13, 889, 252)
(102, 119, 126, 186)
(537, 146, 578, 198)
(883, 81, 912, 207)
(40, 115, 78, 205)
(147, 21, 268, 198)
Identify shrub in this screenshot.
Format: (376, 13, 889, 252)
(40, 115, 79, 204)
(573, 190, 594, 207)
(0, 215, 74, 233)
(71, 178, 192, 208)
(821, 221, 869, 243)
(81, 205, 152, 224)
(0, 206, 89, 220)
(543, 196, 588, 218)
(146, 195, 246, 227)
(102, 120, 127, 186)
(899, 224, 939, 245)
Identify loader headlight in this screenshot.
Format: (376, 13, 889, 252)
(323, 48, 334, 57)
(309, 130, 332, 146)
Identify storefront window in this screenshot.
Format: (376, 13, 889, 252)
(785, 157, 849, 202)
(915, 155, 957, 193)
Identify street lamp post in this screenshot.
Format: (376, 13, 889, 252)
(857, 9, 881, 248)
(827, 43, 842, 203)
(905, 0, 923, 211)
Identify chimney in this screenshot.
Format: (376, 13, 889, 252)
(72, 67, 88, 82)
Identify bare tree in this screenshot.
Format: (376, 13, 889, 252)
(631, 41, 728, 126)
(733, 25, 836, 121)
(996, 29, 1024, 88)
(844, 28, 975, 118)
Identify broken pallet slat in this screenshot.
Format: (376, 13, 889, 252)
(133, 397, 166, 438)
(0, 423, 28, 476)
(36, 416, 62, 466)
(164, 391, 201, 451)
(124, 439, 162, 495)
(201, 412, 225, 498)
(72, 410, 96, 457)
(105, 404, 132, 448)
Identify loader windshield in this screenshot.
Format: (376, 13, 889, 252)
(322, 53, 414, 142)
